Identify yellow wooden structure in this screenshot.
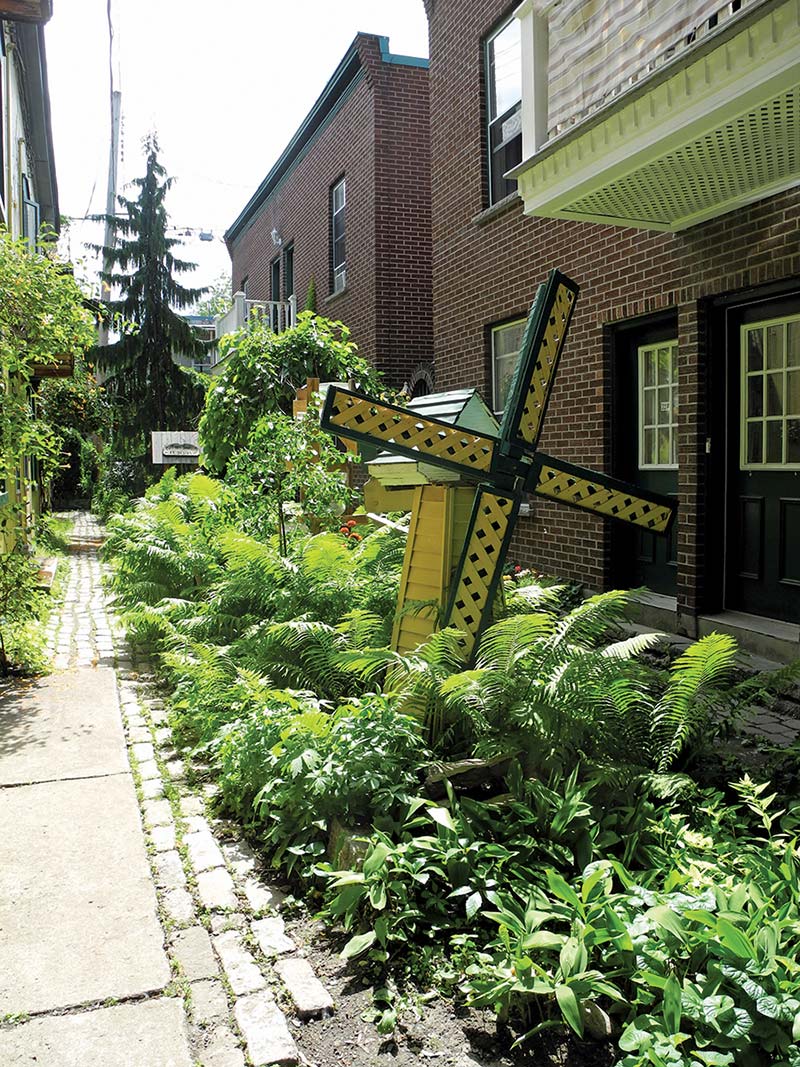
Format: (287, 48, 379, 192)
(322, 269, 678, 660)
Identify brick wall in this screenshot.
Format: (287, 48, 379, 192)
(228, 34, 432, 390)
(424, 0, 800, 618)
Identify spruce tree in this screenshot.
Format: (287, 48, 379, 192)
(93, 135, 206, 448)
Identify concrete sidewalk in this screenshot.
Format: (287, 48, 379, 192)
(0, 522, 191, 1065)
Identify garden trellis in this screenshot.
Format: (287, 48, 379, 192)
(321, 269, 677, 656)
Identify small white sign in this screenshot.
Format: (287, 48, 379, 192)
(151, 431, 200, 465)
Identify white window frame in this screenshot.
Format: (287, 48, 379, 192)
(485, 16, 522, 206)
(491, 317, 526, 415)
(331, 177, 346, 294)
(740, 313, 800, 471)
(638, 340, 678, 470)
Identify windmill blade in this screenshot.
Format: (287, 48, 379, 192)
(499, 270, 579, 458)
(443, 486, 521, 660)
(321, 386, 504, 482)
(527, 454, 676, 534)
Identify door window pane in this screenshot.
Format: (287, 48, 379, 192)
(788, 420, 800, 463)
(766, 421, 783, 464)
(639, 340, 678, 468)
(747, 376, 763, 418)
(766, 373, 783, 416)
(788, 371, 800, 416)
(748, 330, 764, 371)
(742, 314, 800, 468)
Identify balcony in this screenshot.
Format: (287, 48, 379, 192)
(511, 0, 800, 231)
(211, 291, 297, 373)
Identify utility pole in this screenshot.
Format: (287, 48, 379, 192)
(97, 0, 120, 352)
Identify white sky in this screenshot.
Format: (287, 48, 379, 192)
(46, 0, 429, 299)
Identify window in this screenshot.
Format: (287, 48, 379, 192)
(741, 315, 800, 469)
(491, 318, 526, 413)
(21, 176, 39, 250)
(331, 177, 346, 294)
(638, 341, 678, 468)
(239, 276, 248, 297)
(486, 17, 522, 205)
(270, 257, 280, 330)
(284, 244, 294, 300)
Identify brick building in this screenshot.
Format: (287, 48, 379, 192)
(225, 33, 433, 392)
(423, 0, 800, 654)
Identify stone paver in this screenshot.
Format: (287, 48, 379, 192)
(235, 991, 299, 1066)
(143, 798, 174, 827)
(244, 880, 285, 914)
(198, 867, 238, 911)
(186, 829, 226, 873)
(189, 978, 230, 1025)
(252, 916, 295, 956)
(222, 840, 260, 878)
(213, 930, 266, 995)
(151, 824, 177, 852)
(275, 957, 334, 1019)
(154, 850, 187, 890)
(172, 926, 219, 981)
(163, 887, 196, 924)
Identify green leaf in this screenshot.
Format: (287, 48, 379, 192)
(369, 883, 387, 910)
(522, 930, 567, 951)
(546, 869, 581, 907)
(340, 930, 377, 959)
(428, 806, 457, 832)
(647, 905, 685, 941)
(363, 842, 391, 876)
(465, 891, 482, 921)
(555, 983, 584, 1037)
(559, 937, 588, 979)
(663, 975, 682, 1035)
(716, 918, 755, 960)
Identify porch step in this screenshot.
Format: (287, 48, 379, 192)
(36, 557, 58, 592)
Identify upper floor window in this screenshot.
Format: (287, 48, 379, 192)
(331, 177, 346, 294)
(284, 244, 294, 300)
(486, 16, 522, 206)
(21, 175, 39, 250)
(491, 317, 526, 414)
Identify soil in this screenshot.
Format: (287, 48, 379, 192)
(281, 910, 618, 1067)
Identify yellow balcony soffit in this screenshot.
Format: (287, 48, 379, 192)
(511, 0, 800, 232)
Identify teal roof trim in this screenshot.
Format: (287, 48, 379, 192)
(377, 35, 429, 69)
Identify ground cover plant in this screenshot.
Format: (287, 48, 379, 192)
(104, 469, 800, 1065)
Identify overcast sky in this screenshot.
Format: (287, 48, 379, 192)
(47, 0, 429, 298)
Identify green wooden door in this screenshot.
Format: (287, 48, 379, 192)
(727, 299, 800, 622)
(613, 322, 678, 595)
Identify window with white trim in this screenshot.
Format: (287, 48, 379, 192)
(486, 16, 522, 205)
(491, 318, 526, 413)
(638, 341, 678, 468)
(741, 315, 800, 468)
(331, 177, 346, 294)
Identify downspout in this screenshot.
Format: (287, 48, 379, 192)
(3, 27, 12, 232)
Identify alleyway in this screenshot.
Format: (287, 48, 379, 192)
(0, 515, 328, 1067)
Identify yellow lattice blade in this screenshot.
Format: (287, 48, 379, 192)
(530, 455, 676, 534)
(499, 271, 579, 455)
(444, 488, 520, 660)
(321, 387, 498, 478)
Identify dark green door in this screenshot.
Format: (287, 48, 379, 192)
(613, 320, 678, 595)
(727, 298, 800, 622)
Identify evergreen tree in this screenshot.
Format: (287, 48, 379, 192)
(92, 136, 206, 447)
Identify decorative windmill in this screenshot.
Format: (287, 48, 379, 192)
(321, 270, 677, 659)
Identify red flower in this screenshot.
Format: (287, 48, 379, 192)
(346, 519, 357, 527)
(514, 565, 522, 573)
(339, 526, 350, 535)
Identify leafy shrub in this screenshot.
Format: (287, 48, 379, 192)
(199, 312, 383, 473)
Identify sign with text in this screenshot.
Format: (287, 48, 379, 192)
(151, 431, 201, 465)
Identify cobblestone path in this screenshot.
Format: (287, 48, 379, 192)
(1, 513, 333, 1067)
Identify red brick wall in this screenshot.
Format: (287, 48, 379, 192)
(229, 35, 432, 390)
(424, 0, 800, 619)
